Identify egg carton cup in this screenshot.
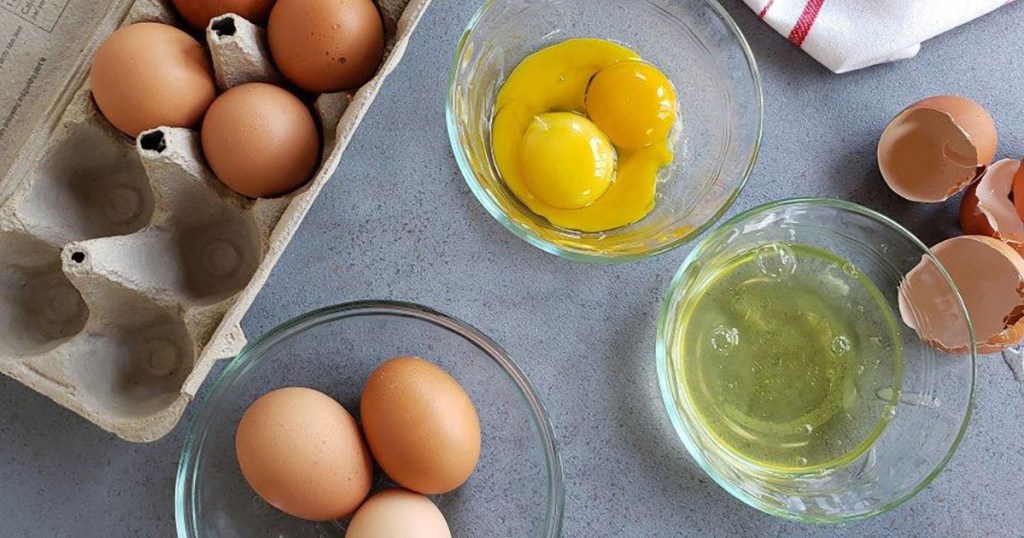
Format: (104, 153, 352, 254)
(0, 0, 432, 442)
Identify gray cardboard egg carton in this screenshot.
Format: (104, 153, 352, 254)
(0, 0, 432, 442)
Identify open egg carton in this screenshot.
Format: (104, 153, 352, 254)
(0, 0, 431, 442)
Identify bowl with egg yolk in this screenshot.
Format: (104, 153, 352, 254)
(447, 0, 763, 261)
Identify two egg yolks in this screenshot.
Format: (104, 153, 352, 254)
(491, 38, 677, 232)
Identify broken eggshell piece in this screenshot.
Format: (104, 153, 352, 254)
(1013, 157, 1024, 221)
(959, 182, 996, 237)
(965, 159, 1024, 251)
(878, 95, 997, 203)
(900, 235, 1024, 354)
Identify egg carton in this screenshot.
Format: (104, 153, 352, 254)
(0, 0, 432, 442)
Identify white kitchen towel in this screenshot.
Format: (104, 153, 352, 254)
(744, 0, 1015, 73)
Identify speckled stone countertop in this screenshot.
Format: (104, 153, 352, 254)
(2, 1, 1023, 536)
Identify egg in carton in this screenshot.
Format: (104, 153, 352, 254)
(0, 0, 432, 442)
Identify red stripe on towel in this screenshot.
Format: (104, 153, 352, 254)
(758, 0, 775, 18)
(788, 0, 826, 47)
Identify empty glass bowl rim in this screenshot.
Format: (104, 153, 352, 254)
(444, 0, 764, 263)
(175, 300, 565, 537)
(655, 197, 977, 523)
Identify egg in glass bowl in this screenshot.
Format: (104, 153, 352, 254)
(176, 302, 564, 537)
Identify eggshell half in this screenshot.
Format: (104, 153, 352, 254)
(878, 95, 997, 203)
(345, 489, 452, 538)
(910, 96, 998, 165)
(899, 235, 1024, 354)
(972, 159, 1024, 251)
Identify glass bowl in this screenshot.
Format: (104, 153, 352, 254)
(446, 0, 763, 262)
(176, 301, 564, 537)
(657, 199, 976, 523)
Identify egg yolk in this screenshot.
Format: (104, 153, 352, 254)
(586, 59, 678, 150)
(491, 38, 677, 233)
(520, 113, 616, 209)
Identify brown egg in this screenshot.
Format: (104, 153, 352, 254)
(899, 235, 1024, 353)
(201, 82, 320, 198)
(267, 0, 384, 93)
(878, 95, 997, 202)
(235, 387, 373, 521)
(171, 0, 276, 30)
(90, 23, 216, 137)
(345, 489, 452, 538)
(360, 356, 481, 495)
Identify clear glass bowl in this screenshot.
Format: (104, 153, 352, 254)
(176, 301, 564, 536)
(657, 199, 976, 522)
(446, 0, 763, 262)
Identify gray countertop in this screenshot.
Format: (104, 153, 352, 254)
(2, 1, 1023, 536)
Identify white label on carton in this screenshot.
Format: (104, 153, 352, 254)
(1, 0, 70, 32)
(0, 1, 107, 184)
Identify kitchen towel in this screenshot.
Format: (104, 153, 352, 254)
(744, 0, 1014, 73)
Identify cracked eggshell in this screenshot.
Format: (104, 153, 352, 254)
(959, 182, 996, 237)
(1013, 157, 1024, 220)
(878, 95, 997, 203)
(899, 235, 1024, 354)
(968, 159, 1024, 251)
